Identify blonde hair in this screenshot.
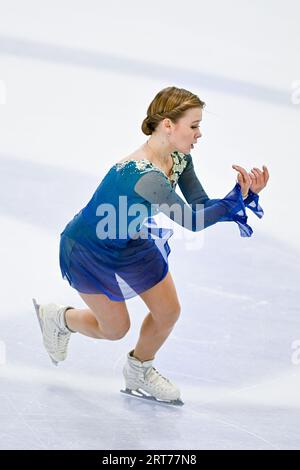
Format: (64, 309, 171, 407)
(141, 86, 205, 136)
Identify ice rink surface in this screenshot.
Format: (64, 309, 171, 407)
(0, 0, 300, 450)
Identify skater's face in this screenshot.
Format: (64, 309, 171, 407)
(171, 107, 202, 154)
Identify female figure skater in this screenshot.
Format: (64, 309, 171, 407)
(33, 86, 269, 405)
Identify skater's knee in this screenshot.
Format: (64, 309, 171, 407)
(152, 303, 181, 330)
(103, 322, 131, 341)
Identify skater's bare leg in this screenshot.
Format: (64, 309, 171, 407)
(133, 272, 181, 361)
(65, 292, 130, 340)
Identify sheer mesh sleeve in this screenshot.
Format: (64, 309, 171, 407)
(243, 189, 264, 218)
(178, 154, 211, 207)
(177, 154, 263, 236)
(134, 169, 249, 233)
(178, 154, 232, 210)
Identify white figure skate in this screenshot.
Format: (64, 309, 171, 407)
(32, 298, 74, 366)
(121, 351, 184, 406)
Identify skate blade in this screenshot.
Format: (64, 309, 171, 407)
(32, 298, 58, 367)
(120, 388, 184, 406)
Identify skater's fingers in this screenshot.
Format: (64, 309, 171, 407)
(251, 168, 265, 188)
(250, 168, 260, 178)
(252, 167, 263, 175)
(262, 165, 270, 184)
(232, 165, 250, 183)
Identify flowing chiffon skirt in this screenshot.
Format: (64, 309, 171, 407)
(59, 216, 174, 301)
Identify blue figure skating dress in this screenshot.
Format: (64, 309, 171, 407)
(59, 152, 263, 301)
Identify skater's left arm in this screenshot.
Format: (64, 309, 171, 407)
(177, 154, 212, 208)
(179, 154, 247, 207)
(179, 155, 267, 219)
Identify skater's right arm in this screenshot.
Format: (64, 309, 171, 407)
(133, 170, 249, 233)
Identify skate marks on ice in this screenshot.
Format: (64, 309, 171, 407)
(1, 362, 300, 449)
(0, 35, 293, 108)
(0, 153, 97, 231)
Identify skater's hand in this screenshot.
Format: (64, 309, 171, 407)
(232, 164, 252, 198)
(248, 165, 270, 194)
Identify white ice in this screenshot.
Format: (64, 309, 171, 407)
(0, 0, 300, 450)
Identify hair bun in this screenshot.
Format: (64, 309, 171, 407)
(141, 116, 153, 136)
(141, 86, 205, 136)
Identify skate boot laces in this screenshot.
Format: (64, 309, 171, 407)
(143, 366, 172, 392)
(40, 304, 71, 363)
